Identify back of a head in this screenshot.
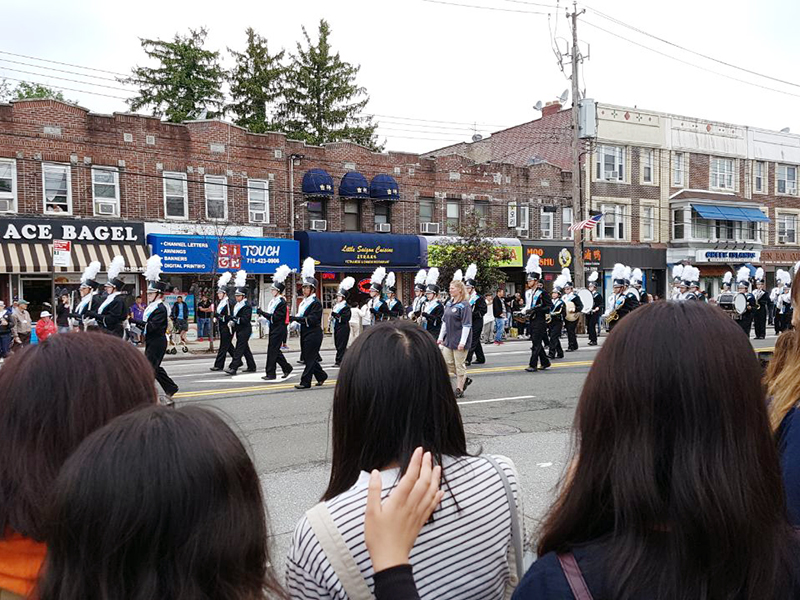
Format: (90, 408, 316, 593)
(325, 320, 467, 500)
(539, 301, 799, 599)
(0, 332, 157, 541)
(38, 405, 283, 600)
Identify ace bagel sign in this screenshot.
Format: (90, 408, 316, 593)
(0, 218, 144, 243)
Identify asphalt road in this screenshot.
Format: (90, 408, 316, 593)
(166, 331, 778, 573)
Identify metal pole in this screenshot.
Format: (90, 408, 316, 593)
(570, 2, 586, 288)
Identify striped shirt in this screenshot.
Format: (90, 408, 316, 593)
(285, 454, 523, 600)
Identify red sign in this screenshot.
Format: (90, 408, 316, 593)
(321, 272, 336, 280)
(53, 240, 71, 252)
(358, 278, 371, 294)
(217, 243, 242, 269)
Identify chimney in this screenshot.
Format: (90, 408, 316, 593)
(541, 101, 562, 117)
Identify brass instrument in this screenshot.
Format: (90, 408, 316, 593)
(564, 300, 579, 322)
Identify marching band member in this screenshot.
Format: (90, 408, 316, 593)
(623, 266, 641, 310)
(606, 263, 637, 330)
(89, 255, 127, 337)
(421, 268, 444, 339)
(292, 257, 328, 389)
(524, 254, 552, 373)
(561, 269, 583, 352)
(671, 264, 684, 300)
(464, 264, 487, 366)
(735, 266, 757, 338)
(677, 267, 698, 301)
(367, 267, 389, 324)
(689, 267, 706, 302)
(548, 273, 566, 359)
(71, 260, 102, 330)
(407, 269, 427, 322)
(330, 277, 354, 366)
(385, 272, 404, 320)
(753, 267, 768, 339)
(129, 255, 178, 404)
(716, 271, 733, 304)
(225, 270, 256, 375)
(586, 270, 603, 346)
(774, 269, 793, 334)
(210, 272, 235, 372)
(256, 265, 293, 381)
(631, 268, 648, 305)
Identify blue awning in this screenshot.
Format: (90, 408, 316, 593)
(692, 204, 769, 222)
(302, 169, 334, 197)
(339, 172, 370, 200)
(294, 231, 422, 272)
(370, 174, 400, 202)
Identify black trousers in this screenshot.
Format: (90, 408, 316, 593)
(738, 314, 753, 337)
(564, 318, 579, 350)
(145, 335, 179, 397)
(528, 318, 551, 369)
(587, 312, 599, 344)
(265, 332, 291, 378)
(214, 328, 235, 369)
(300, 332, 326, 386)
(754, 308, 767, 339)
(466, 322, 485, 363)
(333, 324, 350, 364)
(548, 319, 564, 358)
(229, 327, 256, 371)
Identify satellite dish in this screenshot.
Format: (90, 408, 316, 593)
(781, 127, 791, 133)
(197, 108, 208, 120)
(559, 89, 569, 103)
(534, 101, 543, 111)
(471, 133, 483, 142)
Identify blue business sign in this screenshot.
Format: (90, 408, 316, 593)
(294, 231, 423, 272)
(147, 234, 299, 274)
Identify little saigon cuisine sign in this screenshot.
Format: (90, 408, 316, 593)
(340, 243, 395, 266)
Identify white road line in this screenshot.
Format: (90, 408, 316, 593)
(458, 395, 534, 406)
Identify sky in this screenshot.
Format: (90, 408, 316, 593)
(2, 0, 800, 154)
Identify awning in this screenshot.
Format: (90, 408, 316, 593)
(692, 204, 769, 222)
(0, 242, 149, 273)
(302, 169, 334, 197)
(294, 231, 422, 272)
(370, 174, 400, 202)
(339, 172, 370, 200)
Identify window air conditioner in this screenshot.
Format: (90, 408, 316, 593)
(420, 222, 440, 234)
(375, 223, 392, 233)
(250, 212, 266, 223)
(605, 171, 618, 181)
(779, 235, 787, 244)
(96, 202, 117, 216)
(310, 219, 327, 231)
(788, 185, 797, 195)
(0, 199, 12, 212)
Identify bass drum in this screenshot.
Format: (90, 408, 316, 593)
(717, 293, 737, 312)
(733, 292, 748, 315)
(577, 289, 594, 314)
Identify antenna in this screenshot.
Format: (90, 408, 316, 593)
(781, 127, 791, 133)
(534, 100, 543, 111)
(559, 89, 569, 104)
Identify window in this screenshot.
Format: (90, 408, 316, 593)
(204, 175, 227, 221)
(419, 198, 434, 223)
(673, 208, 685, 240)
(247, 179, 269, 223)
(0, 159, 17, 213)
(673, 152, 684, 187)
(735, 220, 759, 242)
(691, 213, 710, 239)
(517, 205, 530, 236)
(777, 164, 798, 195)
(600, 204, 625, 240)
(446, 201, 460, 234)
(43, 163, 71, 214)
(641, 205, 654, 241)
(561, 206, 573, 239)
(540, 209, 553, 239)
(163, 172, 188, 220)
(715, 220, 735, 241)
(91, 167, 120, 217)
(711, 157, 735, 190)
(778, 213, 797, 244)
(595, 145, 625, 182)
(642, 149, 654, 183)
(307, 199, 326, 221)
(474, 201, 489, 229)
(343, 199, 361, 231)
(754, 161, 766, 193)
(374, 202, 391, 225)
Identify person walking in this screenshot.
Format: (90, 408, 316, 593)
(196, 293, 213, 341)
(547, 275, 566, 359)
(349, 301, 364, 344)
(210, 272, 236, 371)
(330, 278, 354, 366)
(292, 258, 327, 389)
(70, 261, 103, 331)
(560, 270, 583, 352)
(35, 311, 57, 343)
(438, 277, 473, 398)
(170, 295, 189, 352)
(753, 268, 768, 339)
(586, 270, 603, 346)
(385, 273, 404, 320)
(524, 255, 552, 373)
(12, 299, 32, 348)
(89, 255, 127, 338)
(257, 265, 293, 381)
(0, 301, 12, 359)
(493, 287, 507, 344)
(464, 264, 486, 366)
(420, 268, 444, 340)
(225, 270, 257, 376)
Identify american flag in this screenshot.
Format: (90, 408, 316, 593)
(569, 213, 604, 232)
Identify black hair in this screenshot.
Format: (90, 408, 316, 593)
(324, 320, 467, 500)
(38, 406, 286, 600)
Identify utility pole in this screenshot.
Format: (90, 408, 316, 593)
(569, 2, 586, 287)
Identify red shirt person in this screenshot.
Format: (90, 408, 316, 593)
(35, 311, 57, 342)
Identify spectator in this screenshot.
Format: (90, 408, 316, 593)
(349, 300, 364, 345)
(511, 292, 526, 338)
(482, 292, 495, 343)
(55, 293, 71, 334)
(438, 278, 473, 398)
(0, 301, 12, 360)
(35, 311, 56, 343)
(196, 293, 213, 341)
(493, 288, 507, 344)
(11, 299, 32, 348)
(170, 295, 189, 347)
(0, 334, 157, 599)
(286, 320, 523, 599)
(513, 301, 800, 599)
(128, 294, 146, 345)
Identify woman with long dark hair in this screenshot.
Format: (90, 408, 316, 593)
(286, 320, 523, 599)
(513, 301, 800, 600)
(0, 333, 156, 598)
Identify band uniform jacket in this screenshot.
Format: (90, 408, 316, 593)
(527, 288, 553, 326)
(258, 298, 288, 341)
(637, 287, 650, 304)
(591, 290, 604, 313)
(330, 302, 352, 331)
(549, 298, 566, 322)
(131, 302, 168, 342)
(387, 298, 404, 320)
(470, 294, 487, 330)
(564, 292, 584, 314)
(293, 298, 323, 345)
(370, 298, 391, 322)
(422, 301, 444, 338)
(231, 302, 253, 336)
(91, 294, 127, 337)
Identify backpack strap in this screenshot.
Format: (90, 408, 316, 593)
(306, 502, 375, 600)
(484, 455, 524, 583)
(557, 552, 594, 600)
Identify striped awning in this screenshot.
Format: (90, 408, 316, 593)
(0, 243, 149, 274)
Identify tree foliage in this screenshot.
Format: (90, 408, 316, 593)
(427, 216, 512, 294)
(278, 20, 381, 150)
(121, 27, 226, 122)
(227, 28, 285, 133)
(0, 80, 71, 103)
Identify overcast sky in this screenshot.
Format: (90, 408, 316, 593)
(3, 0, 799, 154)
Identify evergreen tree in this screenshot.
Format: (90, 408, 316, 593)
(121, 28, 225, 122)
(279, 20, 381, 150)
(227, 28, 285, 133)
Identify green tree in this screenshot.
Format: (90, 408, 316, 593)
(6, 81, 71, 102)
(121, 28, 226, 122)
(278, 19, 381, 150)
(227, 28, 285, 133)
(427, 216, 512, 294)
(0, 79, 11, 102)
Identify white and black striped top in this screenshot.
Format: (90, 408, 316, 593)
(285, 454, 523, 600)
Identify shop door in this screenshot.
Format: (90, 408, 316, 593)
(20, 278, 52, 319)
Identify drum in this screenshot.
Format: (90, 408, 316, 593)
(733, 292, 748, 315)
(565, 301, 580, 321)
(717, 293, 737, 312)
(577, 289, 594, 314)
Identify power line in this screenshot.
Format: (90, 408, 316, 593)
(0, 57, 128, 84)
(0, 76, 131, 101)
(0, 49, 128, 78)
(370, 113, 511, 129)
(0, 65, 133, 92)
(421, 0, 547, 15)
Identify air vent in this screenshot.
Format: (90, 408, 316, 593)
(146, 135, 156, 145)
(274, 149, 283, 159)
(123, 133, 133, 143)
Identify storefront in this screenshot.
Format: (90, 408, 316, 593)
(684, 249, 761, 297)
(521, 242, 602, 293)
(0, 217, 148, 318)
(757, 249, 800, 289)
